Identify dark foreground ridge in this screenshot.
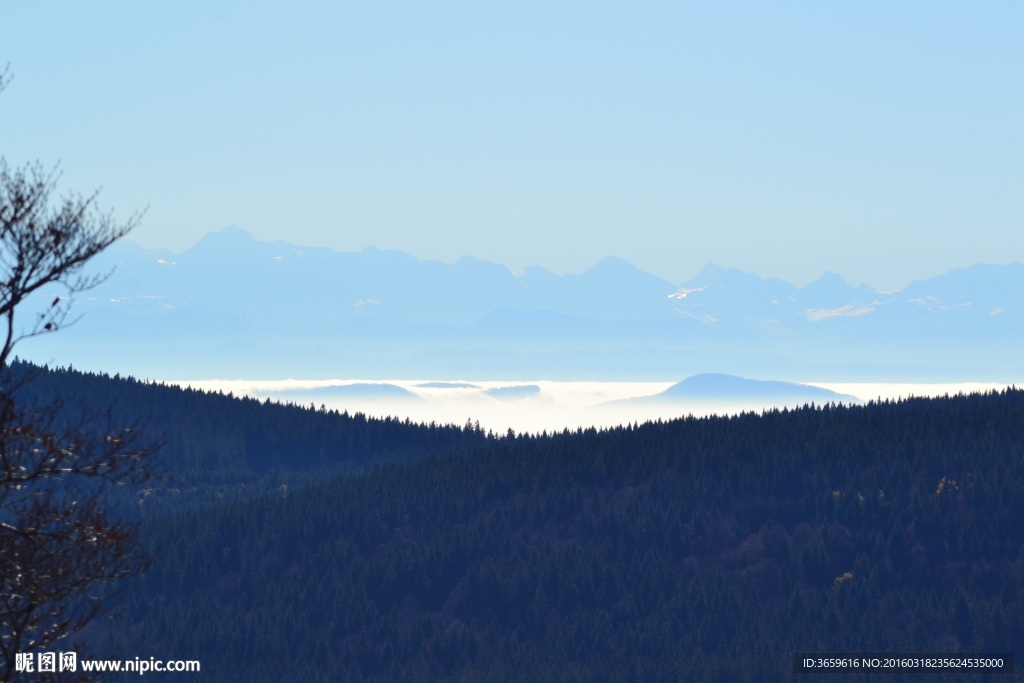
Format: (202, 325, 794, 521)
(11, 362, 1024, 681)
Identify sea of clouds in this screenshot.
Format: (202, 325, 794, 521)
(164, 378, 1017, 436)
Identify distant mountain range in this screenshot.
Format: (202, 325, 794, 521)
(19, 226, 1024, 381)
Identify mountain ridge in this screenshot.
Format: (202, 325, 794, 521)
(21, 226, 1024, 381)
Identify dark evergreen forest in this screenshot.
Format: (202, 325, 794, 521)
(9, 361, 1024, 681)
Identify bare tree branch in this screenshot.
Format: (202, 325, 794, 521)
(0, 160, 144, 369)
(0, 68, 157, 681)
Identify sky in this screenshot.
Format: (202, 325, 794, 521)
(1, 1, 1021, 291)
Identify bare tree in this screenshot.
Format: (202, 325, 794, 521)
(0, 160, 142, 369)
(0, 68, 158, 681)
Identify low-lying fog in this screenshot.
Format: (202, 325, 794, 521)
(164, 377, 1019, 435)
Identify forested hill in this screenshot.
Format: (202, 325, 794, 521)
(3, 360, 491, 503)
(57, 373, 1020, 681)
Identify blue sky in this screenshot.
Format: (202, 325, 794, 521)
(1, 1, 1021, 290)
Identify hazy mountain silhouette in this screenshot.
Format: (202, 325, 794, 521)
(24, 226, 1024, 380)
(604, 374, 859, 409)
(486, 385, 542, 400)
(659, 374, 858, 402)
(271, 383, 419, 404)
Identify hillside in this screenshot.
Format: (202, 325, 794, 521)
(4, 360, 492, 509)
(16, 364, 1016, 681)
